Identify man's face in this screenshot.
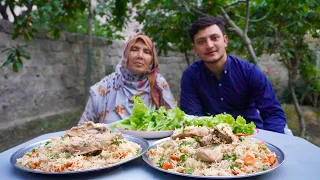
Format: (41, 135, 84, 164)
(192, 24, 228, 64)
(127, 39, 153, 74)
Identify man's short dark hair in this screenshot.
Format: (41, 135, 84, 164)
(188, 16, 226, 42)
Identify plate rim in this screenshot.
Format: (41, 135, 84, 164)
(142, 137, 285, 179)
(118, 128, 174, 139)
(118, 128, 258, 135)
(117, 127, 174, 133)
(10, 134, 149, 174)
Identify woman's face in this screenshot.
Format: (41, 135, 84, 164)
(127, 39, 153, 74)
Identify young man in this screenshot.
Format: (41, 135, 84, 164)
(180, 16, 286, 133)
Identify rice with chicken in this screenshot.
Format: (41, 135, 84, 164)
(16, 122, 141, 172)
(147, 123, 277, 176)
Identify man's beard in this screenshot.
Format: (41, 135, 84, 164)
(203, 54, 224, 64)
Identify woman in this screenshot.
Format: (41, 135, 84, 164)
(78, 34, 176, 124)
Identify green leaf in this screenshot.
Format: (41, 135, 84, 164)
(23, 33, 30, 41)
(16, 19, 24, 25)
(45, 141, 51, 145)
(16, 48, 22, 57)
(22, 53, 31, 60)
(185, 168, 193, 174)
(179, 141, 192, 148)
(15, 59, 23, 69)
(40, 4, 52, 11)
(230, 164, 237, 169)
(131, 96, 148, 118)
(0, 60, 12, 68)
(65, 152, 71, 158)
(180, 154, 186, 162)
(239, 136, 245, 141)
(223, 153, 237, 160)
(13, 62, 18, 72)
(12, 32, 20, 40)
(157, 156, 164, 167)
(61, 135, 66, 140)
(111, 139, 123, 146)
(31, 28, 38, 33)
(1, 48, 11, 53)
(194, 136, 200, 142)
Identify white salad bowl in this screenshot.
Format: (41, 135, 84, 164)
(117, 128, 174, 139)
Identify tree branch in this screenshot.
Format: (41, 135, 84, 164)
(184, 51, 190, 66)
(180, 0, 207, 16)
(8, 4, 17, 20)
(224, 0, 247, 8)
(220, 7, 260, 66)
(244, 0, 250, 36)
(296, 11, 314, 27)
(191, 6, 208, 16)
(0, 3, 9, 20)
(220, 7, 243, 37)
(294, 47, 301, 71)
(175, 1, 261, 66)
(235, 9, 272, 22)
(250, 9, 271, 22)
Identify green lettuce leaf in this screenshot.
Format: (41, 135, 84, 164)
(111, 96, 255, 134)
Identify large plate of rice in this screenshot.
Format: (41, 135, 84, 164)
(142, 123, 285, 179)
(10, 122, 149, 174)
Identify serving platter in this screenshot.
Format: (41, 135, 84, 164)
(142, 137, 285, 179)
(10, 134, 149, 174)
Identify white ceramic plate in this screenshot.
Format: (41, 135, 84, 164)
(117, 128, 173, 139)
(117, 128, 258, 139)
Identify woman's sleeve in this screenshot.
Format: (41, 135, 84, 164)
(157, 74, 178, 109)
(78, 88, 99, 125)
(164, 86, 178, 109)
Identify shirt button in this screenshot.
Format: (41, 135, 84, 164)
(219, 83, 222, 86)
(221, 98, 224, 101)
(224, 70, 227, 74)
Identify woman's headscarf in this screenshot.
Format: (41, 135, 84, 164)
(78, 34, 176, 124)
(121, 34, 170, 109)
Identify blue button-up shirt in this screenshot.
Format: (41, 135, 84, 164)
(180, 55, 286, 133)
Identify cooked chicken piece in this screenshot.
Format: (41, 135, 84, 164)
(63, 122, 123, 155)
(171, 126, 209, 140)
(198, 128, 217, 146)
(199, 134, 213, 146)
(198, 124, 238, 145)
(64, 132, 123, 156)
(195, 146, 223, 162)
(213, 123, 237, 144)
(66, 121, 109, 137)
(210, 134, 222, 144)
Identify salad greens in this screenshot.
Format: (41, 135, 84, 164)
(110, 96, 256, 135)
(183, 114, 256, 135)
(110, 96, 184, 131)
